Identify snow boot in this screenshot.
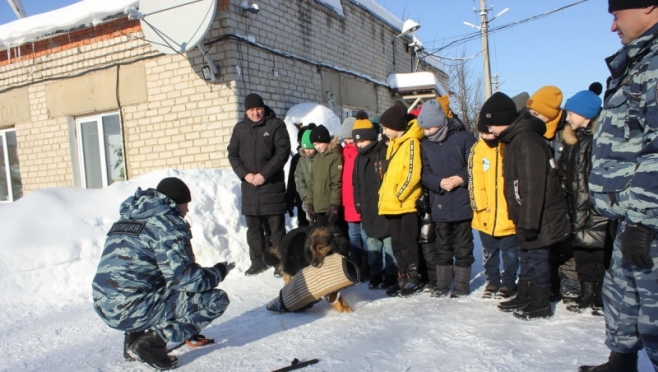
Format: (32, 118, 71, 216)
(398, 265, 424, 297)
(450, 266, 471, 298)
(379, 274, 398, 290)
(482, 285, 499, 299)
(498, 280, 531, 312)
(567, 282, 596, 313)
(123, 331, 145, 361)
(368, 273, 383, 289)
(513, 285, 553, 320)
(129, 330, 178, 370)
(578, 351, 638, 372)
(386, 273, 406, 297)
(495, 286, 516, 299)
(431, 265, 453, 298)
(591, 281, 604, 316)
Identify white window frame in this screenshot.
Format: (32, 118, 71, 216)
(75, 112, 124, 189)
(0, 128, 21, 203)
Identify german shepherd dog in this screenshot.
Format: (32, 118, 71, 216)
(263, 226, 354, 313)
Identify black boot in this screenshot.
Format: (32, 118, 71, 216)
(386, 273, 406, 297)
(498, 280, 531, 312)
(398, 265, 423, 297)
(578, 351, 638, 372)
(513, 285, 553, 320)
(431, 265, 453, 298)
(591, 281, 604, 316)
(450, 266, 471, 298)
(129, 330, 178, 370)
(567, 282, 596, 313)
(123, 331, 145, 361)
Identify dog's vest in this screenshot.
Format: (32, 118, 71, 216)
(280, 254, 359, 311)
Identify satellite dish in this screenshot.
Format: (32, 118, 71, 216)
(138, 0, 217, 55)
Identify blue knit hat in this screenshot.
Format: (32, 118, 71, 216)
(564, 90, 602, 119)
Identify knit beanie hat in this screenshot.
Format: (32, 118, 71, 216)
(244, 93, 265, 111)
(418, 99, 447, 129)
(352, 111, 378, 142)
(380, 103, 409, 131)
(609, 0, 658, 12)
(478, 92, 519, 127)
(310, 124, 331, 144)
(565, 90, 602, 120)
(409, 106, 422, 118)
(527, 86, 563, 139)
(341, 117, 357, 139)
(301, 129, 314, 149)
(511, 92, 530, 113)
(297, 123, 316, 143)
(156, 177, 191, 204)
(436, 95, 454, 118)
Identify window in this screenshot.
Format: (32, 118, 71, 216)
(342, 106, 367, 120)
(0, 128, 22, 202)
(75, 112, 125, 189)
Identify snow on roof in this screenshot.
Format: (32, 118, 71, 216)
(314, 0, 344, 16)
(0, 0, 138, 49)
(387, 71, 449, 96)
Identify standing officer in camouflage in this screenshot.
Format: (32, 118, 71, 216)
(92, 177, 232, 370)
(580, 2, 658, 371)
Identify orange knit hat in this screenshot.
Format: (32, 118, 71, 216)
(527, 86, 563, 139)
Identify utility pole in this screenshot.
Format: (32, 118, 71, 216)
(464, 1, 507, 100)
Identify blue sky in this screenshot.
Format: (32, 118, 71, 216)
(1, 0, 622, 100)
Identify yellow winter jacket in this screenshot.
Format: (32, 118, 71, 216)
(379, 119, 424, 215)
(468, 139, 516, 236)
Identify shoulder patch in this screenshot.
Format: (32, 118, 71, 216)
(107, 221, 146, 236)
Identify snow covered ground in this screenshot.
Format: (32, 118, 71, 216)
(0, 168, 653, 371)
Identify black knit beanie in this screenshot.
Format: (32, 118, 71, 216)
(156, 177, 191, 204)
(244, 93, 265, 111)
(380, 103, 409, 131)
(609, 0, 658, 12)
(310, 124, 331, 144)
(478, 92, 519, 127)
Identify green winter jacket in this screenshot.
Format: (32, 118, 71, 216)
(294, 151, 315, 211)
(307, 138, 343, 213)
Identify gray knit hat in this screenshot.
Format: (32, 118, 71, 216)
(341, 117, 357, 139)
(417, 99, 447, 129)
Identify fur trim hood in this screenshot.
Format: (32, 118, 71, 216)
(561, 115, 599, 146)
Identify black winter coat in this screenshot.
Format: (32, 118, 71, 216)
(557, 120, 610, 249)
(227, 106, 291, 216)
(421, 118, 476, 222)
(498, 110, 571, 249)
(353, 139, 390, 239)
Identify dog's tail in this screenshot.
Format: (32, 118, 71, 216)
(262, 246, 281, 267)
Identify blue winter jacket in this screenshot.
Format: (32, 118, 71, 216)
(421, 118, 476, 222)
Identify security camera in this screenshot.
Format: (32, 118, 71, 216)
(241, 1, 259, 14)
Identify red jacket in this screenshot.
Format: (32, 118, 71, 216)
(341, 142, 361, 223)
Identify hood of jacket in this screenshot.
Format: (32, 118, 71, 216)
(498, 109, 546, 144)
(119, 188, 182, 221)
(388, 119, 424, 153)
(561, 115, 600, 146)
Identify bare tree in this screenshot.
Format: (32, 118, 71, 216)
(447, 49, 483, 133)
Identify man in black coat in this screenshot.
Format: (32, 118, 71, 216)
(228, 93, 291, 275)
(483, 92, 571, 320)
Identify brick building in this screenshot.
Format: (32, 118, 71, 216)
(0, 0, 449, 202)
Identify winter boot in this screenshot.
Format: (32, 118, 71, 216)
(368, 273, 383, 289)
(123, 331, 145, 361)
(245, 263, 267, 276)
(513, 285, 553, 320)
(386, 273, 406, 297)
(423, 280, 437, 293)
(431, 265, 453, 298)
(482, 285, 499, 299)
(591, 281, 604, 316)
(567, 282, 596, 313)
(129, 330, 178, 370)
(498, 280, 531, 312)
(398, 265, 424, 297)
(379, 274, 398, 290)
(495, 286, 516, 299)
(578, 351, 638, 372)
(450, 266, 472, 298)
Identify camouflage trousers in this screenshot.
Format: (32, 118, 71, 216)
(602, 221, 658, 369)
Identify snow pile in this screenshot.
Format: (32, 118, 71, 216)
(283, 102, 342, 149)
(0, 168, 249, 301)
(0, 0, 138, 48)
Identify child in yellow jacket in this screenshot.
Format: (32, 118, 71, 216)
(378, 103, 424, 297)
(468, 121, 520, 300)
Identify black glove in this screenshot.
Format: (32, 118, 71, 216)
(327, 204, 340, 224)
(306, 203, 315, 222)
(517, 228, 538, 241)
(214, 261, 236, 278)
(620, 223, 655, 270)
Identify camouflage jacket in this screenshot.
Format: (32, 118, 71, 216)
(590, 22, 658, 232)
(92, 188, 224, 329)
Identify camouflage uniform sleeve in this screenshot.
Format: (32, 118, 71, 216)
(153, 218, 223, 292)
(627, 111, 658, 230)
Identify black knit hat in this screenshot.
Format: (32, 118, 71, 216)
(310, 124, 331, 144)
(156, 177, 191, 204)
(244, 93, 265, 111)
(478, 92, 519, 127)
(609, 0, 658, 12)
(297, 123, 316, 142)
(380, 103, 409, 131)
